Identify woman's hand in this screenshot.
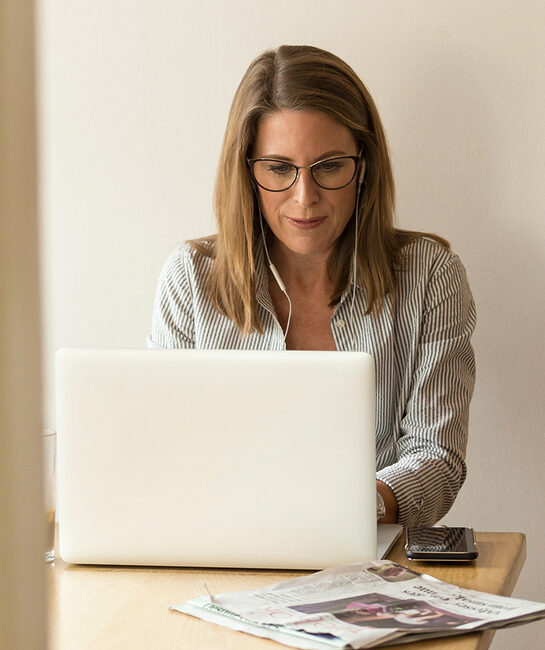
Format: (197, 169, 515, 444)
(377, 480, 398, 523)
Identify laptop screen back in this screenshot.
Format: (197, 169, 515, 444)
(56, 348, 377, 569)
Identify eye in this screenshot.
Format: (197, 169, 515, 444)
(266, 162, 293, 175)
(315, 159, 346, 174)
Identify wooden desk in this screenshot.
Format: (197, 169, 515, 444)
(47, 531, 526, 650)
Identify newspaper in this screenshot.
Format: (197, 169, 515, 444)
(172, 561, 545, 649)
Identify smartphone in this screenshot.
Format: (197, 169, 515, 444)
(405, 526, 478, 561)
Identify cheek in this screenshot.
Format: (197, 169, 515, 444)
(258, 191, 282, 221)
(334, 188, 357, 221)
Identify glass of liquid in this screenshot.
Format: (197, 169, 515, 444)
(43, 429, 56, 562)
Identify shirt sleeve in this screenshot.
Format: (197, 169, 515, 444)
(376, 253, 476, 527)
(147, 247, 196, 349)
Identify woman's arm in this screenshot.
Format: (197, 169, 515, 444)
(377, 253, 476, 527)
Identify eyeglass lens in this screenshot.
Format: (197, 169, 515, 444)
(252, 157, 356, 191)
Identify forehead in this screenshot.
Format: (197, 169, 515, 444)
(253, 109, 357, 160)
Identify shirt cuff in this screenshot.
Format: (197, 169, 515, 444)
(377, 463, 425, 528)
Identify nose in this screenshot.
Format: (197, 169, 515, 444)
(291, 168, 320, 207)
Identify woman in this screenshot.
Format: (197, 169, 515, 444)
(148, 45, 476, 527)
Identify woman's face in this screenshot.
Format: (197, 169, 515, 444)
(252, 109, 359, 262)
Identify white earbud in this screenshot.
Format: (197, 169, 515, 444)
(358, 159, 366, 187)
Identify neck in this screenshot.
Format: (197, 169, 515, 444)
(268, 240, 332, 294)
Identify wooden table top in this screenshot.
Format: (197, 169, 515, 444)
(47, 530, 526, 650)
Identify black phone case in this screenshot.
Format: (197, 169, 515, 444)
(404, 527, 478, 562)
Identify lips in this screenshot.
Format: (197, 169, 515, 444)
(285, 216, 326, 230)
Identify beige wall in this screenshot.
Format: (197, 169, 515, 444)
(1, 0, 47, 648)
(38, 1, 545, 646)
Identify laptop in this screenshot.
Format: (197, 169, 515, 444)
(56, 348, 401, 569)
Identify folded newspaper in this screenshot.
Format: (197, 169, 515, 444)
(172, 560, 545, 649)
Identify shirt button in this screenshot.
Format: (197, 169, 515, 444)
(336, 318, 345, 329)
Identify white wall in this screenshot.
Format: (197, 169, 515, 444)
(38, 1, 545, 646)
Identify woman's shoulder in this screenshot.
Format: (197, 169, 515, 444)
(161, 237, 216, 277)
(395, 235, 472, 309)
(398, 235, 464, 277)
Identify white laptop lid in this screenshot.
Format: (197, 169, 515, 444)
(56, 348, 394, 570)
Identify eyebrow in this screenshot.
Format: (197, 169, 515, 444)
(257, 150, 352, 162)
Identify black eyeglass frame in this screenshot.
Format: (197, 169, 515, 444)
(246, 155, 362, 192)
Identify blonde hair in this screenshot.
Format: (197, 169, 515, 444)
(192, 45, 448, 334)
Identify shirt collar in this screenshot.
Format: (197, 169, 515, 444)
(340, 259, 365, 304)
(254, 240, 275, 313)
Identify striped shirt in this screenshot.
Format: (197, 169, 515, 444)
(148, 237, 476, 527)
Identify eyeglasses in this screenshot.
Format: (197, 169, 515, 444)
(247, 155, 361, 192)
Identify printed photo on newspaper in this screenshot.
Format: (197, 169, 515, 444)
(171, 561, 545, 649)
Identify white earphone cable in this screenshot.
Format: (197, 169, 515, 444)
(350, 156, 365, 349)
(258, 203, 292, 341)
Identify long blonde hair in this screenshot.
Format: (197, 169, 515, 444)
(192, 45, 448, 334)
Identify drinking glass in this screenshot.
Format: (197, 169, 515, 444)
(43, 429, 56, 562)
